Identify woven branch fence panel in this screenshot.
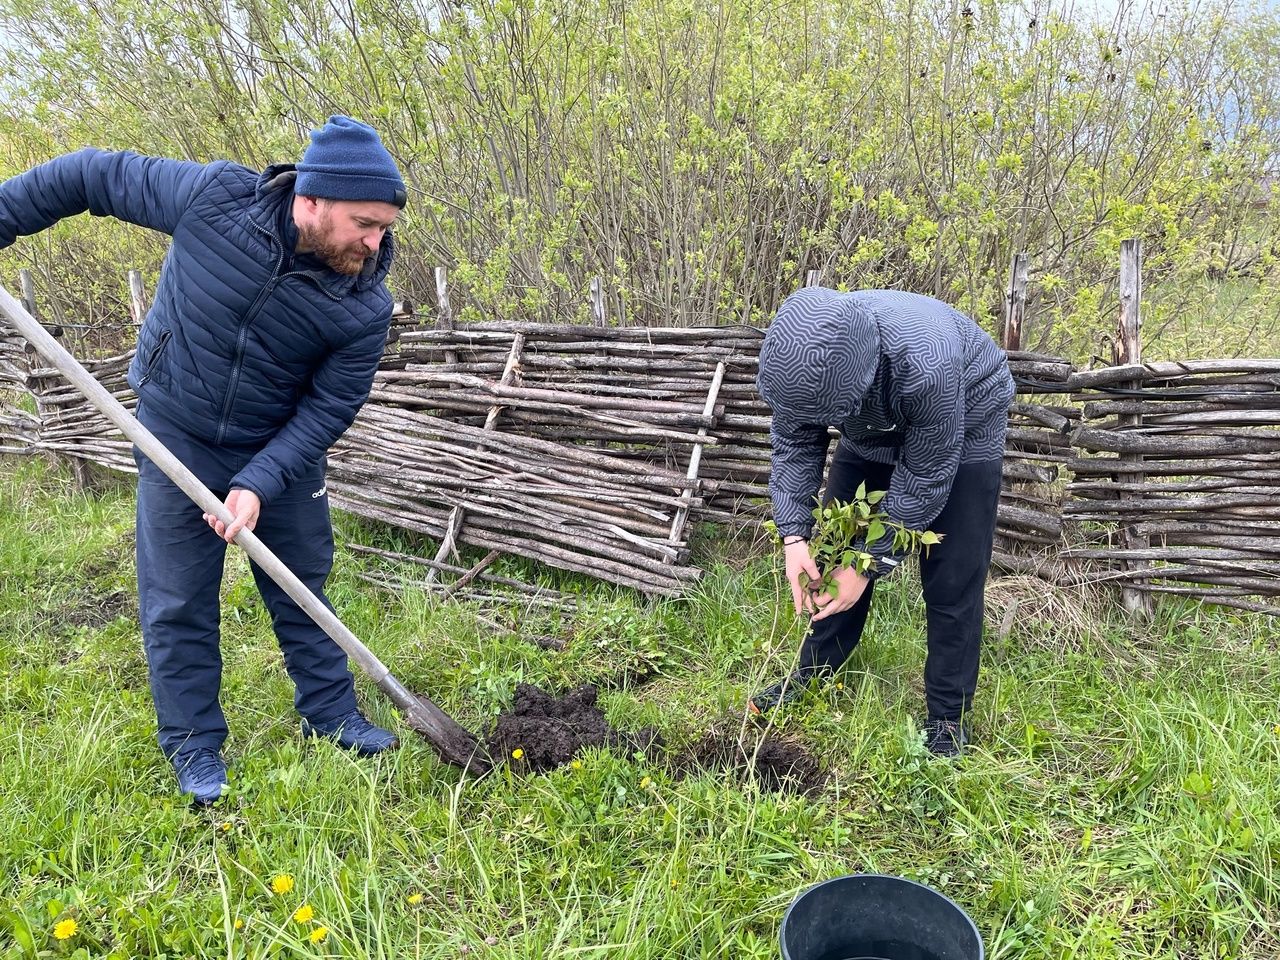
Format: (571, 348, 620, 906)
(1063, 360, 1280, 615)
(995, 352, 1077, 579)
(3, 308, 1278, 613)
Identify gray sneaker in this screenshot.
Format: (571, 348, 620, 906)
(173, 748, 228, 806)
(302, 710, 399, 756)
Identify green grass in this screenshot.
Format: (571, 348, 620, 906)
(1, 457, 1278, 959)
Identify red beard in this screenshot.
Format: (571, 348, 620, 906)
(297, 218, 369, 276)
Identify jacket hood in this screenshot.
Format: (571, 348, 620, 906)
(757, 287, 881, 426)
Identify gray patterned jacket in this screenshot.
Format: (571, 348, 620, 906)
(757, 288, 1014, 569)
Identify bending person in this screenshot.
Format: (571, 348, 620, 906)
(751, 287, 1014, 757)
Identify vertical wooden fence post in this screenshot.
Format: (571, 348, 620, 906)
(128, 270, 149, 325)
(19, 269, 37, 318)
(435, 266, 453, 332)
(435, 266, 458, 370)
(19, 269, 93, 490)
(590, 276, 605, 327)
(665, 361, 726, 562)
(590, 276, 607, 446)
(1114, 239, 1153, 617)
(1003, 253, 1028, 352)
(428, 266, 462, 574)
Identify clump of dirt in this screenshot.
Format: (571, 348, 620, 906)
(487, 683, 661, 772)
(680, 730, 827, 796)
(486, 686, 824, 796)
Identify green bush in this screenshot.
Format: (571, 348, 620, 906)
(0, 0, 1276, 357)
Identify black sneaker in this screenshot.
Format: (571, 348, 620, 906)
(747, 668, 827, 716)
(922, 718, 970, 757)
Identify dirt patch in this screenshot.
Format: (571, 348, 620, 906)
(487, 683, 661, 772)
(486, 685, 825, 795)
(528, 633, 567, 652)
(678, 729, 827, 796)
(31, 587, 135, 638)
(62, 588, 135, 629)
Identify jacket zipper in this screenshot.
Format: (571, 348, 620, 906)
(215, 216, 284, 444)
(212, 207, 356, 442)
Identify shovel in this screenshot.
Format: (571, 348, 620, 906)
(0, 284, 491, 774)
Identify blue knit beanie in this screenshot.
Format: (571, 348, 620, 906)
(295, 115, 407, 208)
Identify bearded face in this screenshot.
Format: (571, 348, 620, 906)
(297, 203, 373, 275)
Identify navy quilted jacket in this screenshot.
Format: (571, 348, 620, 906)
(757, 288, 1013, 565)
(0, 148, 394, 504)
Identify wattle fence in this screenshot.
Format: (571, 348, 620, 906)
(2, 247, 1277, 613)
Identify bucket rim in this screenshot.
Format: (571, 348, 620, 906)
(778, 872, 983, 960)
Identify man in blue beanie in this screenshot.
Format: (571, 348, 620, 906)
(0, 116, 407, 804)
(751, 288, 1014, 757)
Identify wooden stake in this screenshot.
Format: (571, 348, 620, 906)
(435, 267, 453, 331)
(435, 266, 458, 368)
(665, 361, 726, 558)
(591, 276, 606, 327)
(19, 269, 37, 318)
(1003, 253, 1028, 351)
(1113, 239, 1153, 618)
(1116, 241, 1143, 367)
(128, 270, 149, 325)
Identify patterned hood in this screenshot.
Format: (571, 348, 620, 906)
(757, 287, 881, 426)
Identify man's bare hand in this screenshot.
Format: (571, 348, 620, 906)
(784, 540, 823, 615)
(810, 566, 870, 622)
(204, 488, 261, 543)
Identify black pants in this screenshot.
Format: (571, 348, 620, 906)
(797, 444, 1003, 721)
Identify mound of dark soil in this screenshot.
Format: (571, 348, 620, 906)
(681, 730, 827, 796)
(487, 683, 661, 772)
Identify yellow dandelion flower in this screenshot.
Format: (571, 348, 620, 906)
(1273, 723, 1280, 736)
(53, 918, 78, 941)
(406, 892, 424, 905)
(511, 748, 524, 760)
(271, 874, 295, 895)
(570, 759, 583, 770)
(221, 821, 233, 832)
(234, 918, 245, 930)
(836, 682, 844, 691)
(309, 926, 329, 944)
(640, 776, 652, 789)
(293, 904, 315, 924)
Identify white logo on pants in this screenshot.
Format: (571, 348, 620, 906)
(311, 484, 327, 499)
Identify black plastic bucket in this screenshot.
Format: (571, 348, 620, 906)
(779, 874, 983, 960)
